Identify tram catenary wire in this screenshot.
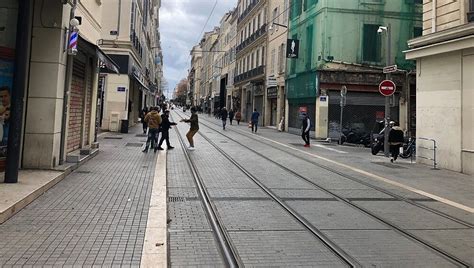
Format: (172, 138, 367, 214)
(174, 110, 472, 268)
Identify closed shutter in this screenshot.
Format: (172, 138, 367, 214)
(67, 60, 86, 152)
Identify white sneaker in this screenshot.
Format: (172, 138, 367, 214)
(187, 146, 195, 151)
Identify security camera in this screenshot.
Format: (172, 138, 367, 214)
(377, 28, 383, 34)
(377, 26, 387, 34)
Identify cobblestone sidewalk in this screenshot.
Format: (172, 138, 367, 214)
(0, 126, 157, 267)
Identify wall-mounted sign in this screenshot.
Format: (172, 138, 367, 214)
(286, 39, 300, 58)
(117, 87, 126, 92)
(319, 96, 327, 102)
(267, 87, 277, 98)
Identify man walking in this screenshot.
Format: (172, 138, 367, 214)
(301, 113, 311, 147)
(221, 107, 228, 130)
(140, 106, 148, 134)
(143, 107, 161, 153)
(251, 109, 260, 133)
(228, 109, 234, 125)
(156, 110, 177, 151)
(388, 121, 404, 162)
(235, 110, 242, 125)
(181, 107, 199, 151)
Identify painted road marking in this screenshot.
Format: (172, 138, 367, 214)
(313, 144, 348, 154)
(141, 150, 167, 268)
(256, 134, 474, 214)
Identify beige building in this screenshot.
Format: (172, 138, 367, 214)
(1, 0, 122, 174)
(265, 0, 288, 127)
(405, 0, 473, 174)
(234, 0, 268, 122)
(200, 29, 219, 113)
(98, 0, 162, 131)
(189, 45, 202, 107)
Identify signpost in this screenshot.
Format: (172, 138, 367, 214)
(379, 80, 396, 96)
(383, 65, 397, 74)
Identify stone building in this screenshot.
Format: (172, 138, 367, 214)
(98, 0, 163, 132)
(405, 0, 473, 174)
(234, 0, 268, 122)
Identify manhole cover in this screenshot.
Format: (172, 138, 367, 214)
(136, 134, 147, 137)
(168, 197, 186, 202)
(125, 143, 143, 147)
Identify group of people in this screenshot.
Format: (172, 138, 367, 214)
(217, 107, 242, 130)
(140, 106, 200, 152)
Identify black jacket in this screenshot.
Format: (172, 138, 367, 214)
(228, 110, 234, 119)
(160, 114, 177, 132)
(388, 126, 404, 145)
(221, 109, 228, 120)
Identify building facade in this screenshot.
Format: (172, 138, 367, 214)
(287, 0, 422, 139)
(189, 45, 203, 107)
(406, 0, 473, 174)
(234, 0, 268, 122)
(1, 0, 121, 178)
(98, 0, 162, 132)
(200, 29, 219, 113)
(265, 0, 288, 127)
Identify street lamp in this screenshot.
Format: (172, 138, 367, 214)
(269, 22, 288, 30)
(378, 24, 391, 157)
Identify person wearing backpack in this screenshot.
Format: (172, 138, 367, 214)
(302, 113, 311, 147)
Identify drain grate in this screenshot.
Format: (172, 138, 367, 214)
(219, 141, 228, 143)
(76, 170, 91, 174)
(372, 162, 407, 169)
(104, 136, 123, 139)
(125, 143, 143, 147)
(168, 197, 186, 202)
(136, 134, 147, 137)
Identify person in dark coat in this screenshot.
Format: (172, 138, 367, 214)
(388, 121, 404, 162)
(228, 110, 234, 125)
(156, 110, 177, 151)
(301, 113, 311, 147)
(235, 111, 242, 125)
(221, 107, 228, 130)
(140, 106, 148, 134)
(251, 109, 260, 133)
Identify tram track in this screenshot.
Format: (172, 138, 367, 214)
(197, 113, 473, 229)
(174, 111, 472, 268)
(171, 113, 359, 267)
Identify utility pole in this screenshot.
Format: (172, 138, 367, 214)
(382, 24, 392, 157)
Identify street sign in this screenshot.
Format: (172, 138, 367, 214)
(286, 39, 300, 58)
(383, 65, 398, 74)
(379, 80, 396, 96)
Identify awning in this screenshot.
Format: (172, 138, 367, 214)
(78, 35, 120, 74)
(131, 74, 150, 92)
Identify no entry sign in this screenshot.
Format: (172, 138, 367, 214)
(379, 80, 396, 96)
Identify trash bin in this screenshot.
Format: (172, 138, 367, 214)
(120, 119, 129, 133)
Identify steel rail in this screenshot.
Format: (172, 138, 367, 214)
(198, 114, 473, 229)
(183, 112, 472, 268)
(171, 115, 241, 268)
(173, 112, 359, 268)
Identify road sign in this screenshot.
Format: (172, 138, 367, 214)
(379, 80, 396, 96)
(383, 65, 397, 74)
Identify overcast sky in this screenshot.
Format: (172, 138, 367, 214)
(160, 0, 237, 97)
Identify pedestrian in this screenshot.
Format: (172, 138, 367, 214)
(181, 107, 199, 151)
(251, 108, 260, 133)
(221, 107, 228, 130)
(301, 113, 311, 147)
(388, 121, 404, 162)
(140, 106, 148, 134)
(228, 109, 234, 125)
(156, 110, 177, 150)
(235, 110, 242, 125)
(143, 106, 162, 153)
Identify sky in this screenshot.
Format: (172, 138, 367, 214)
(160, 0, 237, 98)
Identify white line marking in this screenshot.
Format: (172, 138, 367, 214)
(256, 132, 474, 213)
(313, 144, 348, 154)
(141, 151, 168, 267)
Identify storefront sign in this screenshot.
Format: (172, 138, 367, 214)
(117, 87, 126, 92)
(267, 87, 277, 98)
(286, 39, 300, 58)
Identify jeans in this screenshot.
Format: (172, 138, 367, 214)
(302, 131, 310, 145)
(145, 128, 159, 149)
(390, 144, 401, 160)
(222, 120, 227, 129)
(251, 121, 258, 132)
(158, 130, 171, 148)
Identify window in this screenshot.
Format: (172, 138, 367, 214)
(251, 52, 254, 69)
(253, 17, 256, 32)
(278, 43, 285, 73)
(306, 25, 313, 70)
(271, 48, 276, 74)
(363, 24, 381, 62)
(283, 0, 288, 25)
(291, 0, 302, 19)
(257, 13, 261, 28)
(414, 27, 422, 38)
(468, 0, 474, 22)
(261, 46, 265, 65)
(256, 49, 260, 66)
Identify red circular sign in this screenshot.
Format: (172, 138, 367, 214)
(379, 80, 396, 96)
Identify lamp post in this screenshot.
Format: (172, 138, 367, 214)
(378, 24, 391, 157)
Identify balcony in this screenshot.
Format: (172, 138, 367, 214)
(234, 65, 265, 84)
(469, 0, 474, 22)
(236, 24, 267, 54)
(238, 0, 260, 24)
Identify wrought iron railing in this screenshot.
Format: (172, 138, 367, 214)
(238, 0, 260, 24)
(233, 65, 265, 84)
(236, 24, 267, 54)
